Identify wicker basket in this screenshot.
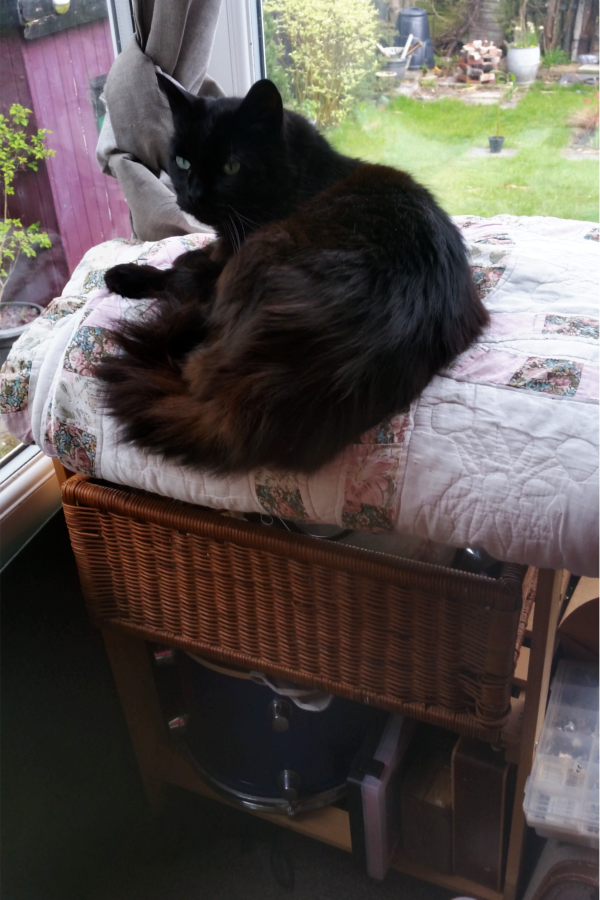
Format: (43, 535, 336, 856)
(62, 475, 536, 743)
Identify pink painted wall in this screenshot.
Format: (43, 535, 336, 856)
(1, 26, 69, 308)
(22, 18, 130, 272)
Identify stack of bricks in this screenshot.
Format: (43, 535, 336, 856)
(456, 40, 503, 83)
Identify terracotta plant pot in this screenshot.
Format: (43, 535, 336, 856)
(488, 135, 505, 153)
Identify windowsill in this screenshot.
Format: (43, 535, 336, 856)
(0, 447, 62, 570)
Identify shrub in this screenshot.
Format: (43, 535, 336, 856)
(541, 47, 572, 67)
(1, 104, 54, 303)
(263, 0, 382, 127)
(568, 95, 599, 133)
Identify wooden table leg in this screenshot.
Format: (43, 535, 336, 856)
(101, 627, 170, 814)
(503, 569, 565, 900)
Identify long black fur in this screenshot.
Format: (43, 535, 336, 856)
(99, 78, 488, 474)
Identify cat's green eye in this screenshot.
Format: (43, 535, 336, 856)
(175, 156, 191, 170)
(223, 160, 241, 176)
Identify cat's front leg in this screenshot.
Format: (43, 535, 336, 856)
(104, 263, 169, 299)
(105, 244, 229, 302)
(172, 247, 224, 277)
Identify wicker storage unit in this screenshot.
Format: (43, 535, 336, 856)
(63, 475, 535, 744)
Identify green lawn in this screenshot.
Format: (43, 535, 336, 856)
(328, 83, 599, 222)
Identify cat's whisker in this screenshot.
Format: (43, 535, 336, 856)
(229, 208, 248, 242)
(226, 216, 242, 253)
(231, 207, 260, 230)
(224, 221, 235, 253)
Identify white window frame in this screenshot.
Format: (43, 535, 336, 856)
(0, 0, 261, 570)
(0, 448, 61, 570)
(207, 0, 265, 96)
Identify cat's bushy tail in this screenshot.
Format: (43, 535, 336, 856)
(99, 297, 213, 455)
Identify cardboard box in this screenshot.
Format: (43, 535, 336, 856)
(400, 726, 456, 874)
(558, 577, 599, 661)
(452, 736, 516, 890)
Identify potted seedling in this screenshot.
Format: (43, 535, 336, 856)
(0, 104, 53, 350)
(489, 102, 505, 153)
(488, 73, 516, 153)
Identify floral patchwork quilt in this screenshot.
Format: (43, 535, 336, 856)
(1, 216, 598, 576)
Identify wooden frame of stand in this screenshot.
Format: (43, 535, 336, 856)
(53, 460, 567, 900)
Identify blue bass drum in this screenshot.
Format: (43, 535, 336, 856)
(178, 653, 386, 815)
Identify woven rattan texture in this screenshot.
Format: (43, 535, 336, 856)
(63, 476, 534, 743)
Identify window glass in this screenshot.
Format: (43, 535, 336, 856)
(0, 0, 129, 460)
(262, 0, 599, 221)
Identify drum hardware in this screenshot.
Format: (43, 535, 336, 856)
(165, 652, 384, 816)
(153, 647, 177, 666)
(269, 699, 292, 732)
(167, 713, 189, 734)
(183, 745, 344, 816)
(278, 769, 300, 802)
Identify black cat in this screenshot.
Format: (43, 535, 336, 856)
(100, 78, 488, 474)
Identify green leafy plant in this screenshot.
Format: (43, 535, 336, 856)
(541, 47, 571, 67)
(510, 0, 541, 47)
(262, 7, 293, 106)
(0, 104, 54, 303)
(419, 0, 471, 56)
(263, 0, 382, 127)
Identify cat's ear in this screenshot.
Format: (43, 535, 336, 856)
(237, 79, 283, 132)
(156, 70, 205, 121)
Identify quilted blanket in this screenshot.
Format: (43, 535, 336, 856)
(1, 215, 598, 576)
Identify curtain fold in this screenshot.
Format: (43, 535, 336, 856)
(97, 0, 224, 240)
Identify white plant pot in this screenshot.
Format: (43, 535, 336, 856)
(506, 44, 541, 85)
(0, 302, 43, 367)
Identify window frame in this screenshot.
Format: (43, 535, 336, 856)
(0, 0, 262, 568)
(0, 447, 61, 571)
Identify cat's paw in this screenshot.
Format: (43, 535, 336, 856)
(104, 263, 166, 299)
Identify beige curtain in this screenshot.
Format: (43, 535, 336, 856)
(96, 0, 224, 240)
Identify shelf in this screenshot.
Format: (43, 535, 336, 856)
(525, 603, 535, 640)
(391, 851, 503, 900)
(97, 567, 568, 900)
(513, 646, 530, 688)
(156, 739, 505, 900)
(157, 741, 354, 852)
(502, 691, 526, 764)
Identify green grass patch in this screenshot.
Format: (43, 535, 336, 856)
(327, 83, 599, 222)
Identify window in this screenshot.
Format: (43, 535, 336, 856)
(0, 0, 135, 564)
(261, 0, 599, 222)
(207, 0, 266, 96)
(0, 0, 133, 461)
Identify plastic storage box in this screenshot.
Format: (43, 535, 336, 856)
(524, 660, 599, 848)
(348, 715, 415, 880)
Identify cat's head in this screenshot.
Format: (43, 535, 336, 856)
(159, 77, 294, 239)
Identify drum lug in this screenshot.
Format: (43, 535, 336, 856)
(278, 769, 300, 803)
(153, 647, 176, 666)
(269, 698, 292, 732)
(167, 713, 189, 734)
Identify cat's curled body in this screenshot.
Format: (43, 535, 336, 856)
(100, 78, 488, 474)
